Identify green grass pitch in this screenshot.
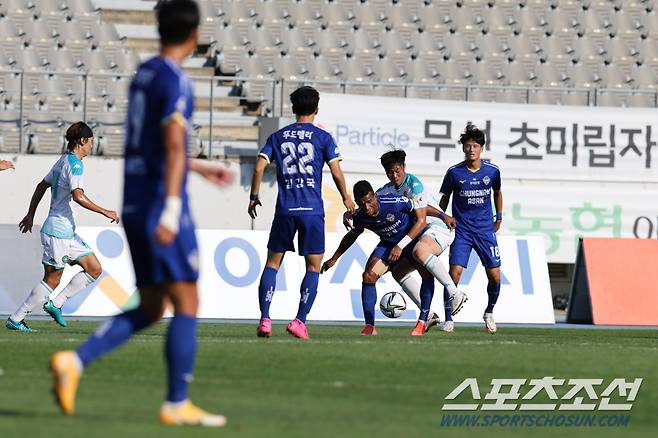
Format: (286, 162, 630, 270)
(0, 321, 656, 438)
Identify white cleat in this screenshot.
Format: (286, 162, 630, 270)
(425, 312, 441, 332)
(440, 320, 454, 333)
(483, 312, 497, 334)
(450, 290, 468, 315)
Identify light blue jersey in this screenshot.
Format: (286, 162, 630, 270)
(41, 153, 85, 239)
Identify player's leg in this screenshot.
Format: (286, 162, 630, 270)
(390, 261, 421, 308)
(411, 269, 435, 336)
(472, 233, 502, 334)
(46, 239, 102, 327)
(412, 231, 466, 315)
(360, 251, 389, 335)
(443, 231, 472, 331)
(257, 214, 294, 337)
(7, 263, 63, 332)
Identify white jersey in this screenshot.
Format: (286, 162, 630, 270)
(41, 153, 84, 239)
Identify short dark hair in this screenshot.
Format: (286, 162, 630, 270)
(459, 123, 486, 147)
(65, 121, 93, 151)
(353, 180, 374, 200)
(380, 149, 406, 171)
(157, 0, 200, 45)
(290, 86, 319, 116)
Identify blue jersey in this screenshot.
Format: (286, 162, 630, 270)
(353, 195, 415, 245)
(123, 56, 194, 216)
(439, 161, 501, 234)
(259, 123, 341, 216)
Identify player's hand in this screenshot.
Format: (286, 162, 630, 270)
(343, 196, 356, 214)
(388, 246, 402, 263)
(321, 257, 338, 273)
(104, 210, 120, 224)
(248, 199, 262, 219)
(0, 160, 15, 171)
(342, 210, 354, 230)
(18, 215, 33, 233)
(443, 214, 457, 230)
(493, 220, 502, 233)
(154, 223, 176, 246)
(195, 162, 235, 187)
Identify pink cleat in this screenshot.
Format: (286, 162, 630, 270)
(286, 318, 309, 340)
(256, 317, 272, 338)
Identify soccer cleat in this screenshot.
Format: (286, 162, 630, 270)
(256, 317, 272, 338)
(360, 324, 377, 336)
(50, 351, 82, 415)
(5, 318, 35, 332)
(411, 321, 426, 336)
(286, 318, 309, 340)
(425, 312, 441, 332)
(450, 290, 468, 316)
(441, 320, 455, 333)
(159, 400, 227, 427)
(484, 312, 497, 334)
(44, 300, 68, 327)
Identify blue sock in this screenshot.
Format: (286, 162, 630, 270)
(76, 308, 151, 367)
(361, 283, 377, 326)
(258, 266, 278, 319)
(486, 282, 501, 313)
(419, 277, 435, 322)
(295, 271, 319, 323)
(443, 286, 453, 322)
(165, 314, 197, 403)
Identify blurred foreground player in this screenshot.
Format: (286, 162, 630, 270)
(248, 86, 355, 339)
(50, 0, 234, 426)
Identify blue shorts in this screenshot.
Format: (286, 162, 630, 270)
(267, 214, 325, 255)
(123, 214, 199, 288)
(449, 229, 501, 269)
(369, 238, 418, 268)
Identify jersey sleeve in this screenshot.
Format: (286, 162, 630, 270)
(493, 168, 501, 191)
(439, 170, 454, 196)
(66, 157, 84, 192)
(323, 133, 341, 164)
(160, 71, 186, 128)
(408, 175, 428, 209)
(403, 196, 414, 212)
(43, 165, 56, 185)
(258, 134, 274, 163)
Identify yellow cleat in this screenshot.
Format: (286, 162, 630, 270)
(159, 400, 227, 427)
(50, 351, 81, 415)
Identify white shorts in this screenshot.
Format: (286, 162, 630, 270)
(421, 224, 455, 253)
(41, 233, 94, 269)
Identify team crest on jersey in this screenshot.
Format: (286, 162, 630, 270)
(386, 213, 395, 222)
(483, 176, 491, 185)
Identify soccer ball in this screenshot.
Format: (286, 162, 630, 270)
(379, 292, 406, 318)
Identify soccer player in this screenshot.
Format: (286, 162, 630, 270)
(248, 85, 355, 340)
(49, 0, 233, 426)
(0, 159, 14, 170)
(5, 122, 118, 333)
(343, 150, 466, 332)
(322, 181, 435, 336)
(439, 124, 503, 334)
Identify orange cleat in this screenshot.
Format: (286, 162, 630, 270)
(360, 324, 377, 336)
(411, 321, 426, 336)
(50, 351, 82, 415)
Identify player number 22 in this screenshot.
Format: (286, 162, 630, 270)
(281, 142, 314, 175)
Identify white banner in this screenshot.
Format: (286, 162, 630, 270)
(316, 93, 658, 182)
(314, 94, 658, 263)
(7, 227, 554, 325)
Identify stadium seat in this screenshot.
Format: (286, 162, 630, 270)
(255, 0, 284, 24)
(596, 91, 626, 107)
(375, 25, 405, 54)
(272, 51, 304, 80)
(34, 74, 70, 112)
(12, 46, 47, 70)
(93, 111, 125, 156)
(501, 59, 536, 86)
(405, 54, 439, 83)
(495, 87, 527, 103)
(81, 49, 112, 73)
(318, 0, 349, 26)
(345, 24, 374, 52)
(373, 53, 403, 82)
(625, 91, 657, 107)
(313, 24, 342, 54)
(566, 61, 596, 87)
(0, 109, 21, 152)
(630, 62, 657, 89)
(383, 0, 413, 28)
(409, 27, 440, 54)
(247, 22, 277, 51)
(110, 49, 140, 73)
(219, 0, 252, 23)
(25, 111, 66, 154)
(213, 22, 246, 51)
(67, 0, 97, 15)
(283, 0, 317, 25)
(306, 51, 339, 80)
(338, 52, 371, 82)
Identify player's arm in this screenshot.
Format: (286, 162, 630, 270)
(427, 203, 456, 229)
(247, 155, 268, 219)
(321, 227, 364, 273)
(388, 203, 426, 263)
(189, 159, 234, 187)
(71, 189, 119, 223)
(18, 179, 50, 233)
(328, 159, 356, 214)
(493, 189, 503, 232)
